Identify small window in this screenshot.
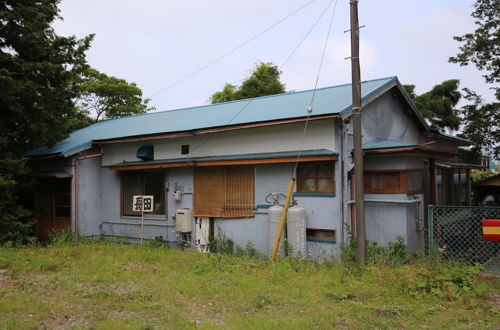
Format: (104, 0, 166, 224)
(306, 228, 336, 243)
(122, 171, 165, 216)
(297, 162, 335, 193)
(36, 178, 71, 219)
(364, 170, 423, 194)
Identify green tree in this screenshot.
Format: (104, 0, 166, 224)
(211, 62, 286, 103)
(211, 83, 237, 103)
(76, 68, 153, 122)
(404, 80, 462, 131)
(459, 89, 500, 160)
(0, 0, 92, 243)
(449, 0, 500, 100)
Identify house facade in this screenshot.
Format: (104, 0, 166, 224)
(26, 77, 470, 259)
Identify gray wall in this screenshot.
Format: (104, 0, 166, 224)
(77, 155, 102, 236)
(95, 160, 344, 257)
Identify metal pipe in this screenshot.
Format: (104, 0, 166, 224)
(347, 199, 422, 205)
(74, 146, 103, 235)
(102, 221, 175, 227)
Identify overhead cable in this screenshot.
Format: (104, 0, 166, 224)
(148, 0, 318, 98)
(280, 0, 335, 70)
(293, 0, 338, 175)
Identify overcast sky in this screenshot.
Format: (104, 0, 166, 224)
(53, 0, 493, 111)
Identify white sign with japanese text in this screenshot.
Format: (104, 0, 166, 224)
(132, 195, 154, 213)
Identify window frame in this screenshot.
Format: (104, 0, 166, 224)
(120, 170, 167, 219)
(296, 161, 336, 194)
(306, 228, 337, 244)
(363, 169, 424, 194)
(35, 178, 72, 220)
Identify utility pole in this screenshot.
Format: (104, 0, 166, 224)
(349, 0, 366, 264)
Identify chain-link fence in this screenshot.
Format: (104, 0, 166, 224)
(428, 205, 500, 271)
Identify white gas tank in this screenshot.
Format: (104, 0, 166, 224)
(268, 204, 285, 257)
(287, 203, 307, 258)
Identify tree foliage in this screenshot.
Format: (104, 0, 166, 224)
(459, 89, 500, 160)
(404, 80, 462, 131)
(211, 62, 286, 103)
(76, 68, 153, 122)
(0, 0, 92, 243)
(449, 0, 500, 100)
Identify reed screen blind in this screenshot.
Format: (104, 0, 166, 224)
(194, 165, 254, 218)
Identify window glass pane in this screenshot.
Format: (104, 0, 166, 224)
(317, 178, 333, 192)
(364, 172, 400, 192)
(299, 163, 315, 177)
(55, 179, 71, 194)
(144, 172, 165, 215)
(306, 229, 336, 242)
(317, 163, 333, 177)
(299, 178, 316, 192)
(406, 171, 422, 192)
(55, 207, 70, 218)
(55, 194, 70, 206)
(123, 171, 165, 216)
(38, 192, 53, 217)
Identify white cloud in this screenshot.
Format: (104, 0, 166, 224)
(53, 0, 494, 111)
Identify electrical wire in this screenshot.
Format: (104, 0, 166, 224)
(187, 98, 254, 158)
(292, 0, 338, 176)
(188, 0, 338, 162)
(280, 0, 335, 70)
(147, 0, 318, 98)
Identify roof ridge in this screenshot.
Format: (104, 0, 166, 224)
(88, 76, 398, 126)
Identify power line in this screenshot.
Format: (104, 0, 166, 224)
(280, 0, 335, 70)
(148, 0, 318, 98)
(293, 0, 338, 176)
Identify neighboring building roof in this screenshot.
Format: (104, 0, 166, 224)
(362, 137, 417, 150)
(25, 77, 398, 157)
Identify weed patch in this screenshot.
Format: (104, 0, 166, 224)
(0, 242, 497, 329)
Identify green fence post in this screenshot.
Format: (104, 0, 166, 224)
(428, 205, 435, 252)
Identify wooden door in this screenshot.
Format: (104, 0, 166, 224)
(34, 178, 72, 240)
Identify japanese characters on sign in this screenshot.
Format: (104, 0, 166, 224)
(132, 195, 154, 213)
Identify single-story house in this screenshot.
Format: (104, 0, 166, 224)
(26, 76, 473, 259)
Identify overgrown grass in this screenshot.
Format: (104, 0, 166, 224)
(0, 240, 498, 329)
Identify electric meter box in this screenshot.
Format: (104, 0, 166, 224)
(176, 208, 192, 233)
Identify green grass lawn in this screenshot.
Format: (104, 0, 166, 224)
(0, 242, 498, 329)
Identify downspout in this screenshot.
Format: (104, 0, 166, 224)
(74, 146, 104, 235)
(339, 119, 345, 246)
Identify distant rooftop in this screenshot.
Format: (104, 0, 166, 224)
(26, 77, 400, 157)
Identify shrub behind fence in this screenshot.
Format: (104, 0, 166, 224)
(428, 205, 500, 271)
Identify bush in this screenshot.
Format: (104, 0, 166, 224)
(400, 258, 487, 299)
(209, 227, 234, 254)
(341, 233, 415, 267)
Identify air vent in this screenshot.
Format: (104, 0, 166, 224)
(136, 145, 154, 161)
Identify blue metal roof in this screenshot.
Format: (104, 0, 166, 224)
(362, 137, 417, 150)
(26, 77, 398, 157)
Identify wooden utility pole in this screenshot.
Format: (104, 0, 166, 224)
(349, 0, 366, 264)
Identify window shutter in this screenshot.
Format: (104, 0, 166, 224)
(194, 166, 254, 218)
(194, 167, 225, 217)
(223, 166, 254, 218)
